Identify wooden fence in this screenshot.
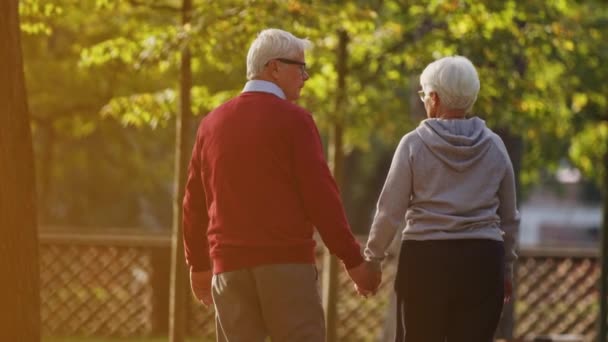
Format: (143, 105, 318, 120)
(39, 228, 599, 341)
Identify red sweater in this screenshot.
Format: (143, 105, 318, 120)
(182, 91, 364, 274)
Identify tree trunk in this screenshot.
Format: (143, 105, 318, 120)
(323, 28, 349, 342)
(599, 149, 608, 341)
(169, 0, 193, 340)
(0, 0, 41, 340)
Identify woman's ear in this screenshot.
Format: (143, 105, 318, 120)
(428, 92, 441, 118)
(431, 92, 440, 106)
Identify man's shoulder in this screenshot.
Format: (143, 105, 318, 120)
(205, 93, 313, 124)
(247, 93, 314, 122)
(254, 94, 311, 116)
(283, 101, 313, 119)
(202, 96, 238, 118)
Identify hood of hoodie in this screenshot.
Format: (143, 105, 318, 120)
(415, 117, 493, 172)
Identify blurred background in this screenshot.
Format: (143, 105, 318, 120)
(15, 0, 607, 341)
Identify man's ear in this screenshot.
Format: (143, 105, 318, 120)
(267, 60, 280, 78)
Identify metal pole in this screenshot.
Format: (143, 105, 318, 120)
(169, 0, 192, 340)
(323, 28, 349, 342)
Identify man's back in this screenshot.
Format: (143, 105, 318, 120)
(201, 91, 314, 262)
(186, 91, 364, 274)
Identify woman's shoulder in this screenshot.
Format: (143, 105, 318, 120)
(484, 129, 509, 152)
(402, 128, 427, 146)
(483, 129, 513, 167)
(394, 130, 424, 155)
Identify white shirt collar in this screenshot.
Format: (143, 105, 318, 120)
(242, 80, 286, 100)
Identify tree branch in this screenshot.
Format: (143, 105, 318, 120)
(126, 0, 181, 12)
(352, 17, 442, 86)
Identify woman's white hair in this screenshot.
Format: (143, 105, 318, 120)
(420, 56, 480, 113)
(246, 28, 311, 80)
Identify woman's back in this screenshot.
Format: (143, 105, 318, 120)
(404, 117, 512, 240)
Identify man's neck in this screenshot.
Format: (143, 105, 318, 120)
(243, 79, 286, 100)
(253, 76, 274, 83)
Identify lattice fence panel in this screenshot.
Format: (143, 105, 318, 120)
(187, 296, 216, 340)
(514, 256, 599, 342)
(39, 233, 601, 342)
(40, 244, 154, 337)
(335, 253, 397, 341)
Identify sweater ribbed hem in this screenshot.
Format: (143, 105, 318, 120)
(211, 244, 317, 274)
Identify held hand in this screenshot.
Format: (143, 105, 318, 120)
(355, 283, 375, 298)
(346, 260, 382, 297)
(190, 269, 213, 307)
(504, 278, 513, 304)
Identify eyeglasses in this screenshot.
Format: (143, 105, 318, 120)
(275, 58, 307, 76)
(418, 90, 426, 102)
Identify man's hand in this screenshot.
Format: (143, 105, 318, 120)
(346, 260, 382, 297)
(504, 277, 513, 304)
(190, 269, 213, 307)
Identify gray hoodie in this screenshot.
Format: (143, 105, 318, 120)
(364, 117, 520, 277)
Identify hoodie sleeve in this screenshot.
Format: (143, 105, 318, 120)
(494, 137, 520, 279)
(365, 135, 414, 261)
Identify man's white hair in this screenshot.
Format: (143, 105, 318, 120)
(420, 56, 480, 113)
(246, 28, 312, 80)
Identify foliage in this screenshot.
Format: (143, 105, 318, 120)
(19, 0, 63, 35)
(570, 123, 608, 188)
(21, 0, 608, 230)
(21, 0, 177, 228)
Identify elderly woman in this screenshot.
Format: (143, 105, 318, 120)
(364, 56, 519, 342)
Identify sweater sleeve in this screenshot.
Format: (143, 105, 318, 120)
(365, 136, 412, 262)
(182, 132, 212, 272)
(497, 151, 520, 280)
(291, 113, 364, 269)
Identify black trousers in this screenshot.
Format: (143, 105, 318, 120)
(394, 239, 504, 342)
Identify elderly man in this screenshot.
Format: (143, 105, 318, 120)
(182, 28, 380, 342)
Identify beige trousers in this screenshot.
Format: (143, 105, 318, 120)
(212, 263, 325, 342)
